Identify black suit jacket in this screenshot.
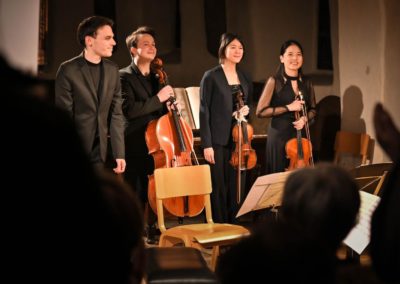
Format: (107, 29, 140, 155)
(200, 65, 253, 148)
(55, 53, 125, 162)
(119, 63, 166, 156)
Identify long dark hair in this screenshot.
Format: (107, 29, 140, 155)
(274, 39, 304, 90)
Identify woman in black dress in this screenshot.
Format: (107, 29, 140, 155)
(256, 40, 316, 174)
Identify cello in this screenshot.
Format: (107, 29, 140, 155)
(229, 89, 257, 203)
(285, 91, 314, 170)
(145, 58, 204, 217)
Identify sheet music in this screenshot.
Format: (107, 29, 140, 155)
(343, 191, 381, 254)
(236, 171, 291, 217)
(185, 87, 200, 129)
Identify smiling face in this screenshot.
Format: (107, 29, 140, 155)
(86, 25, 116, 58)
(130, 33, 157, 63)
(224, 39, 244, 64)
(280, 44, 303, 74)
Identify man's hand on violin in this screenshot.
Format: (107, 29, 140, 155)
(157, 85, 174, 103)
(286, 100, 304, 112)
(293, 116, 307, 130)
(204, 147, 215, 164)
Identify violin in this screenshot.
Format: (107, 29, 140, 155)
(285, 91, 314, 170)
(145, 58, 204, 217)
(229, 89, 257, 203)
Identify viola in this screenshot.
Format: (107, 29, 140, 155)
(285, 92, 314, 170)
(229, 89, 257, 203)
(145, 58, 204, 217)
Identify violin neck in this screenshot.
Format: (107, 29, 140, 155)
(241, 121, 249, 144)
(237, 122, 242, 204)
(296, 130, 304, 159)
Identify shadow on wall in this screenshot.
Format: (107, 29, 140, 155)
(341, 85, 366, 133)
(310, 95, 341, 162)
(341, 86, 375, 162)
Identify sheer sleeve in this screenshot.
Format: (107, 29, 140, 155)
(256, 77, 289, 118)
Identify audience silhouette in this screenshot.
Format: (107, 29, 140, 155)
(280, 164, 361, 254)
(2, 55, 144, 284)
(370, 103, 400, 283)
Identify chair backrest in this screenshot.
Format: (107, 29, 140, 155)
(334, 130, 371, 166)
(154, 165, 213, 231)
(154, 165, 212, 198)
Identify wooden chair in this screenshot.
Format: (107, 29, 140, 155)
(334, 130, 371, 168)
(154, 165, 250, 270)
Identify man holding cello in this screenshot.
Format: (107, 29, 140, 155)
(119, 26, 173, 244)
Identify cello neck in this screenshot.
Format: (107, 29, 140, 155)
(168, 97, 187, 152)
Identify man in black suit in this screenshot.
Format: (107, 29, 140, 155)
(119, 26, 173, 243)
(55, 16, 125, 173)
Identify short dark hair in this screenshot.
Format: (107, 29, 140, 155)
(280, 164, 360, 251)
(218, 33, 245, 64)
(125, 26, 156, 50)
(77, 16, 114, 47)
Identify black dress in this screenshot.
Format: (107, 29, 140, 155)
(266, 77, 316, 174)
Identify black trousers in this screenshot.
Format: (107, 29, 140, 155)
(209, 144, 242, 223)
(124, 154, 157, 226)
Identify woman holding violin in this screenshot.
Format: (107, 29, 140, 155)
(200, 33, 253, 223)
(256, 39, 316, 174)
(119, 26, 174, 244)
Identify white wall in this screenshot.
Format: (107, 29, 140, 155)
(338, 0, 400, 163)
(0, 0, 40, 74)
(383, 0, 400, 140)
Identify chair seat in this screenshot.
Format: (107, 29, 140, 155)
(161, 223, 250, 245)
(146, 247, 218, 284)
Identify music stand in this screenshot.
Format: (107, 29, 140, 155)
(236, 171, 292, 218)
